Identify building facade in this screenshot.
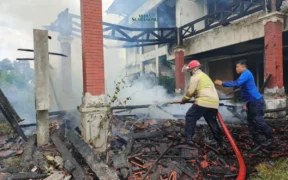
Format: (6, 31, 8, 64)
(107, 0, 288, 117)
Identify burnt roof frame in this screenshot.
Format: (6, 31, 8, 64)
(104, 0, 269, 48)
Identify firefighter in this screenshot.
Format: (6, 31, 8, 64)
(214, 59, 273, 148)
(181, 60, 224, 148)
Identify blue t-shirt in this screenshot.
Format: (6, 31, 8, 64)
(222, 69, 262, 103)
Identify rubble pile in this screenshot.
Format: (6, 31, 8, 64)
(0, 121, 96, 180)
(109, 117, 288, 180)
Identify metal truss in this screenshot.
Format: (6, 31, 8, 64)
(179, 0, 265, 42)
(103, 22, 177, 46)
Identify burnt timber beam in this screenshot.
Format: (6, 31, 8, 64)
(3, 173, 48, 180)
(48, 0, 267, 48)
(102, 0, 266, 47)
(103, 22, 177, 44)
(66, 130, 120, 180)
(0, 89, 27, 141)
(51, 134, 89, 180)
(18, 48, 67, 57)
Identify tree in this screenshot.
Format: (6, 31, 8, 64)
(158, 56, 175, 95)
(0, 59, 34, 88)
(0, 59, 35, 122)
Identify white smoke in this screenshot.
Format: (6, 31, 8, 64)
(0, 0, 246, 129)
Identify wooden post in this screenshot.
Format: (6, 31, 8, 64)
(33, 29, 50, 146)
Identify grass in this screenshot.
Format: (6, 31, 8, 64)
(250, 158, 288, 180)
(0, 122, 15, 136)
(3, 156, 21, 168)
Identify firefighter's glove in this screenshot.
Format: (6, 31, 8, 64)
(180, 100, 186, 104)
(181, 96, 190, 104)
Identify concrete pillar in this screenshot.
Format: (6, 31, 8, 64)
(261, 12, 286, 118)
(79, 0, 109, 153)
(33, 29, 50, 146)
(58, 36, 73, 93)
(175, 49, 185, 94)
(155, 57, 160, 77)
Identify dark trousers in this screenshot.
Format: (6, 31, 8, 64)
(247, 98, 273, 140)
(185, 104, 223, 143)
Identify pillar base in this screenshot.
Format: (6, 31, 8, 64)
(263, 87, 287, 119)
(175, 88, 184, 96)
(78, 92, 111, 154)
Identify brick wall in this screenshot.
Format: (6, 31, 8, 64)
(264, 21, 283, 88)
(81, 0, 105, 96)
(175, 50, 185, 90)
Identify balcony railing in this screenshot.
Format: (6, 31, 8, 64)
(179, 0, 266, 42)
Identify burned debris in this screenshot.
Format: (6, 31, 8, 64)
(109, 117, 288, 180)
(0, 120, 117, 180)
(0, 81, 287, 180)
(0, 89, 27, 141)
(0, 88, 115, 179)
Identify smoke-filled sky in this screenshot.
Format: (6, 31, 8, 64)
(0, 0, 243, 125)
(0, 0, 125, 107)
(0, 0, 123, 60)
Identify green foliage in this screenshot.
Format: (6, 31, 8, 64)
(0, 59, 34, 89)
(158, 75, 175, 95)
(250, 158, 288, 180)
(94, 77, 132, 141)
(0, 59, 35, 121)
(158, 56, 176, 94)
(159, 55, 174, 70)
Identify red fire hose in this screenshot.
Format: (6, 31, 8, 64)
(169, 101, 246, 179)
(217, 112, 246, 180)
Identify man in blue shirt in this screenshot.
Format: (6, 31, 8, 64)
(214, 60, 273, 148)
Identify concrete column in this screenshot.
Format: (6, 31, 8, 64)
(155, 57, 160, 77)
(79, 0, 109, 154)
(58, 36, 73, 93)
(33, 29, 50, 146)
(261, 12, 286, 118)
(175, 48, 185, 94)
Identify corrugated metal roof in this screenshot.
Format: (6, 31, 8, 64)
(106, 0, 146, 16)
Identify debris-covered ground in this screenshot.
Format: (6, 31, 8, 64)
(109, 117, 288, 180)
(0, 121, 98, 180)
(0, 87, 287, 180)
(0, 116, 287, 180)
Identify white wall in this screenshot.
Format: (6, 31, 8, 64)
(128, 0, 165, 25)
(176, 0, 207, 28)
(125, 1, 288, 76)
(184, 12, 288, 55)
(125, 0, 207, 75)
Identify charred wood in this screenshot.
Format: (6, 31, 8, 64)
(51, 133, 88, 180)
(66, 130, 119, 180)
(0, 89, 27, 141)
(4, 172, 48, 180)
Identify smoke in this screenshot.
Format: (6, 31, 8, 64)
(102, 0, 245, 124)
(0, 59, 36, 124)
(0, 0, 246, 136)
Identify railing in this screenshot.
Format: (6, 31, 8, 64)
(179, 0, 266, 42)
(103, 22, 177, 47)
(49, 0, 282, 48)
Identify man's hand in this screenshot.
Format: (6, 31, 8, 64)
(243, 104, 247, 111)
(214, 79, 223, 86)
